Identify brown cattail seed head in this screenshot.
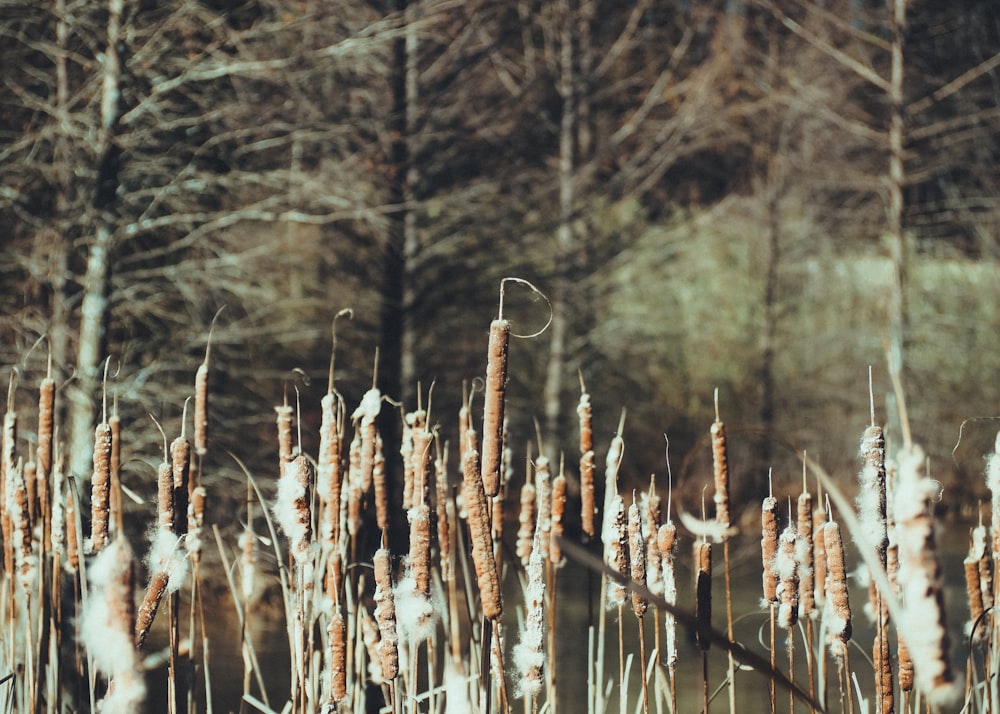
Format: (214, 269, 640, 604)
(329, 607, 348, 702)
(276, 453, 314, 562)
(194, 362, 208, 455)
(797, 490, 815, 616)
(893, 444, 957, 706)
(695, 541, 712, 652)
(606, 495, 628, 608)
(823, 520, 852, 654)
(481, 318, 510, 498)
(776, 525, 799, 628)
(463, 442, 502, 618)
(408, 503, 431, 599)
(711, 419, 730, 529)
(373, 433, 389, 532)
(157, 462, 174, 531)
(516, 482, 537, 565)
(761, 495, 779, 604)
(578, 390, 595, 538)
(628, 500, 647, 618)
(435, 453, 452, 579)
(90, 421, 112, 553)
(170, 436, 190, 537)
(813, 502, 828, 609)
(373, 548, 399, 679)
(550, 473, 567, 566)
(275, 404, 294, 478)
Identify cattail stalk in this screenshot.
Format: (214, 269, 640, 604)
(373, 548, 399, 681)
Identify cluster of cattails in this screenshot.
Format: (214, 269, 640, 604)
(0, 335, 215, 714)
(12, 297, 1000, 714)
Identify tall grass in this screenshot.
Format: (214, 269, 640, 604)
(0, 296, 995, 714)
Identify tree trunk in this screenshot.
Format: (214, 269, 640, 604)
(67, 0, 123, 479)
(887, 0, 908, 397)
(543, 0, 577, 450)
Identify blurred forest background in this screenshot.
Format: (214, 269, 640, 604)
(3, 0, 1000, 529)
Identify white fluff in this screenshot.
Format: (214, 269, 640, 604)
(893, 444, 959, 708)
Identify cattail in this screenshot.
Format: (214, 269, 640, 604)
(347, 430, 363, 538)
(658, 522, 678, 668)
(964, 528, 986, 640)
(135, 528, 187, 649)
(694, 540, 712, 651)
(893, 444, 957, 707)
(9, 462, 35, 588)
(797, 488, 815, 617)
(761, 494, 779, 604)
(109, 410, 122, 536)
(491, 489, 504, 551)
(644, 481, 663, 597)
(37, 376, 55, 485)
(408, 503, 431, 600)
(888, 541, 913, 691)
(37, 375, 55, 546)
(51, 451, 65, 556)
(987, 431, 1000, 556)
(606, 494, 628, 608)
(578, 385, 595, 539)
(977, 526, 994, 611)
(462, 439, 502, 618)
(318, 392, 343, 545)
(275, 403, 294, 477)
(353, 387, 380, 492)
(550, 471, 566, 566)
(858, 424, 888, 611)
(823, 520, 852, 655)
(535, 455, 552, 555)
(187, 485, 206, 562)
(710, 407, 730, 529)
(329, 606, 348, 703)
(481, 317, 510, 498)
(23, 459, 36, 535)
(602, 415, 625, 550)
(373, 548, 399, 680)
(240, 527, 256, 605)
(813, 497, 828, 610)
(775, 524, 799, 629)
(513, 526, 546, 698)
(82, 538, 145, 713)
(435, 450, 451, 578)
(516, 481, 537, 565)
(193, 360, 209, 456)
(171, 435, 190, 538)
(66, 485, 79, 572)
(275, 453, 314, 563)
(90, 420, 112, 553)
(401, 415, 415, 510)
(157, 461, 174, 531)
(373, 433, 388, 532)
(135, 571, 169, 650)
(628, 499, 647, 618)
